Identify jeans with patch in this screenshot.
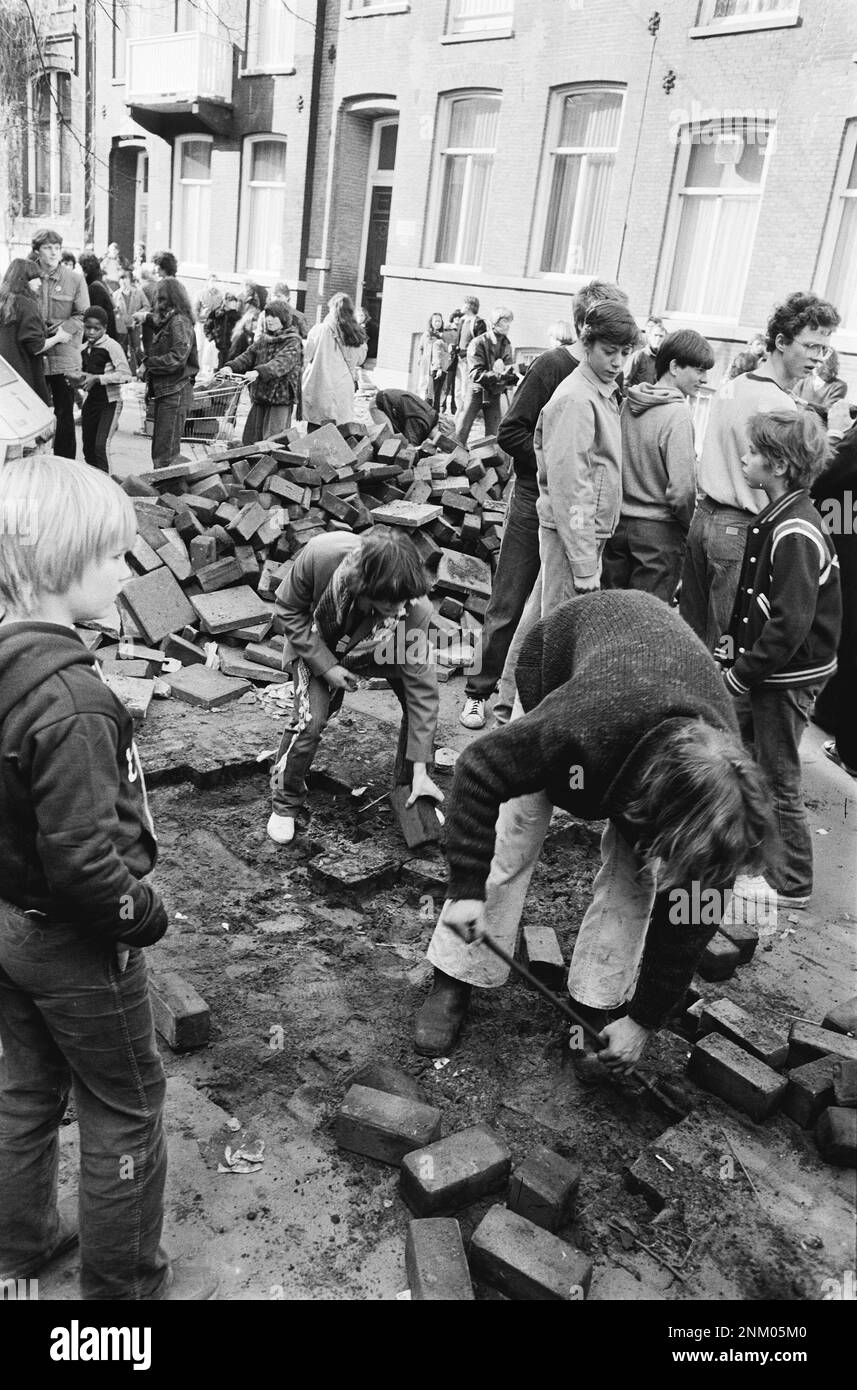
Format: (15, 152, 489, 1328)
(680, 496, 753, 650)
(0, 905, 169, 1299)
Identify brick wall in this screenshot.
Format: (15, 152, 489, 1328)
(313, 0, 857, 392)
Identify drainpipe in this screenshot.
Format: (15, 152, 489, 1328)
(316, 13, 339, 321)
(299, 0, 326, 318)
(83, 0, 96, 244)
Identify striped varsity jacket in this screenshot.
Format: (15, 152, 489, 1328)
(723, 489, 841, 695)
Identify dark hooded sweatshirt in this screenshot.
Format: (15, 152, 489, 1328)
(445, 592, 739, 1029)
(0, 623, 167, 945)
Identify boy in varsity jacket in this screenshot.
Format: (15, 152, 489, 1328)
(722, 410, 841, 908)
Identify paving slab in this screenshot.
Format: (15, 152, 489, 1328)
(190, 586, 274, 635)
(166, 666, 251, 709)
(120, 567, 196, 644)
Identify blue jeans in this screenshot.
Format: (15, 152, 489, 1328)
(465, 478, 541, 701)
(151, 380, 194, 469)
(456, 389, 502, 446)
(734, 685, 818, 898)
(680, 496, 753, 650)
(0, 905, 169, 1299)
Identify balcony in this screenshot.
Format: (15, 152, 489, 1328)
(126, 31, 234, 139)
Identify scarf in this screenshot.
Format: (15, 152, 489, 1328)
(271, 558, 409, 789)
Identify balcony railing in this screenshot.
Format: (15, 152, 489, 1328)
(126, 31, 233, 107)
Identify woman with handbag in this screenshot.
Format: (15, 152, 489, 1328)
(301, 292, 368, 430)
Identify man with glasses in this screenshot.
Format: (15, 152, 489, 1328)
(681, 291, 841, 652)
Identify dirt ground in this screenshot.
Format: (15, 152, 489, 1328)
(36, 671, 857, 1303)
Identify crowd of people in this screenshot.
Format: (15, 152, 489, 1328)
(0, 235, 854, 1300)
(0, 229, 373, 472)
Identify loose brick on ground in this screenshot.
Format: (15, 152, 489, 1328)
(370, 501, 442, 529)
(697, 934, 741, 982)
(120, 567, 197, 645)
(788, 1021, 857, 1069)
(815, 1107, 857, 1166)
(823, 997, 857, 1037)
(833, 1059, 857, 1108)
(101, 673, 155, 721)
(469, 1205, 593, 1301)
(309, 845, 402, 893)
(688, 1034, 787, 1121)
(405, 1219, 474, 1301)
(190, 586, 273, 636)
(716, 918, 759, 963)
(335, 1084, 442, 1166)
(149, 970, 210, 1051)
(507, 1147, 581, 1232)
(699, 998, 789, 1069)
(522, 924, 565, 992)
(783, 1055, 838, 1128)
(400, 1125, 512, 1216)
(351, 1060, 426, 1105)
(166, 666, 251, 709)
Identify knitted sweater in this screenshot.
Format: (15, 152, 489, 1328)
(446, 592, 738, 1029)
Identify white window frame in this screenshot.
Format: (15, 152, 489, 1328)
(443, 0, 514, 41)
(355, 118, 398, 308)
(172, 133, 213, 272)
(26, 70, 72, 221)
(530, 84, 625, 281)
(345, 1, 411, 16)
(241, 0, 297, 75)
(816, 120, 857, 347)
(237, 134, 288, 277)
(690, 0, 800, 38)
(430, 90, 501, 271)
(656, 118, 776, 330)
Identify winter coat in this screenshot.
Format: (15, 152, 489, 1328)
(0, 623, 167, 946)
(301, 317, 368, 425)
(0, 296, 51, 404)
(225, 325, 303, 406)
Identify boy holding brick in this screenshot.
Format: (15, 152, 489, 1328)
(77, 304, 131, 473)
(721, 410, 842, 909)
(0, 456, 216, 1300)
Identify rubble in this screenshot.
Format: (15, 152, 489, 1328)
(506, 1147, 581, 1233)
(102, 418, 512, 716)
(469, 1205, 593, 1301)
(399, 1125, 512, 1216)
(334, 1084, 443, 1166)
(405, 1219, 474, 1301)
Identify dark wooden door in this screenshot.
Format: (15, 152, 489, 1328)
(362, 185, 392, 358)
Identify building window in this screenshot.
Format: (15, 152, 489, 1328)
(664, 119, 773, 319)
(175, 0, 221, 32)
(25, 71, 72, 219)
(535, 86, 623, 277)
(244, 0, 296, 71)
(112, 1, 125, 81)
(692, 0, 800, 35)
(434, 93, 500, 266)
(822, 125, 857, 332)
(347, 1, 411, 13)
(446, 0, 514, 35)
(239, 136, 287, 274)
(173, 135, 212, 267)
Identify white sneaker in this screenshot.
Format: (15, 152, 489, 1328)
(460, 697, 486, 730)
(266, 812, 295, 844)
(730, 874, 777, 932)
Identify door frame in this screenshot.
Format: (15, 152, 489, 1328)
(356, 116, 398, 325)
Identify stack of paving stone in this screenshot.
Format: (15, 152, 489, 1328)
(685, 993, 857, 1165)
(90, 419, 513, 715)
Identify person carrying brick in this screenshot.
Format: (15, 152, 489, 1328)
(414, 591, 773, 1061)
(0, 455, 217, 1300)
(219, 299, 303, 442)
(456, 307, 519, 446)
(720, 410, 842, 912)
(77, 305, 132, 474)
(267, 528, 443, 845)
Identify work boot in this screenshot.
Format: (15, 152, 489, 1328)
(414, 969, 471, 1056)
(159, 1256, 220, 1301)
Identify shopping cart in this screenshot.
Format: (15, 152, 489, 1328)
(137, 376, 247, 451)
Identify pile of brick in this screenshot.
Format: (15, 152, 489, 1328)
(89, 419, 512, 718)
(684, 992, 857, 1166)
(334, 1060, 589, 1300)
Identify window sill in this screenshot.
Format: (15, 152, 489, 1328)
(660, 310, 746, 337)
(689, 13, 799, 38)
(240, 65, 297, 77)
(440, 28, 515, 44)
(345, 4, 410, 17)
